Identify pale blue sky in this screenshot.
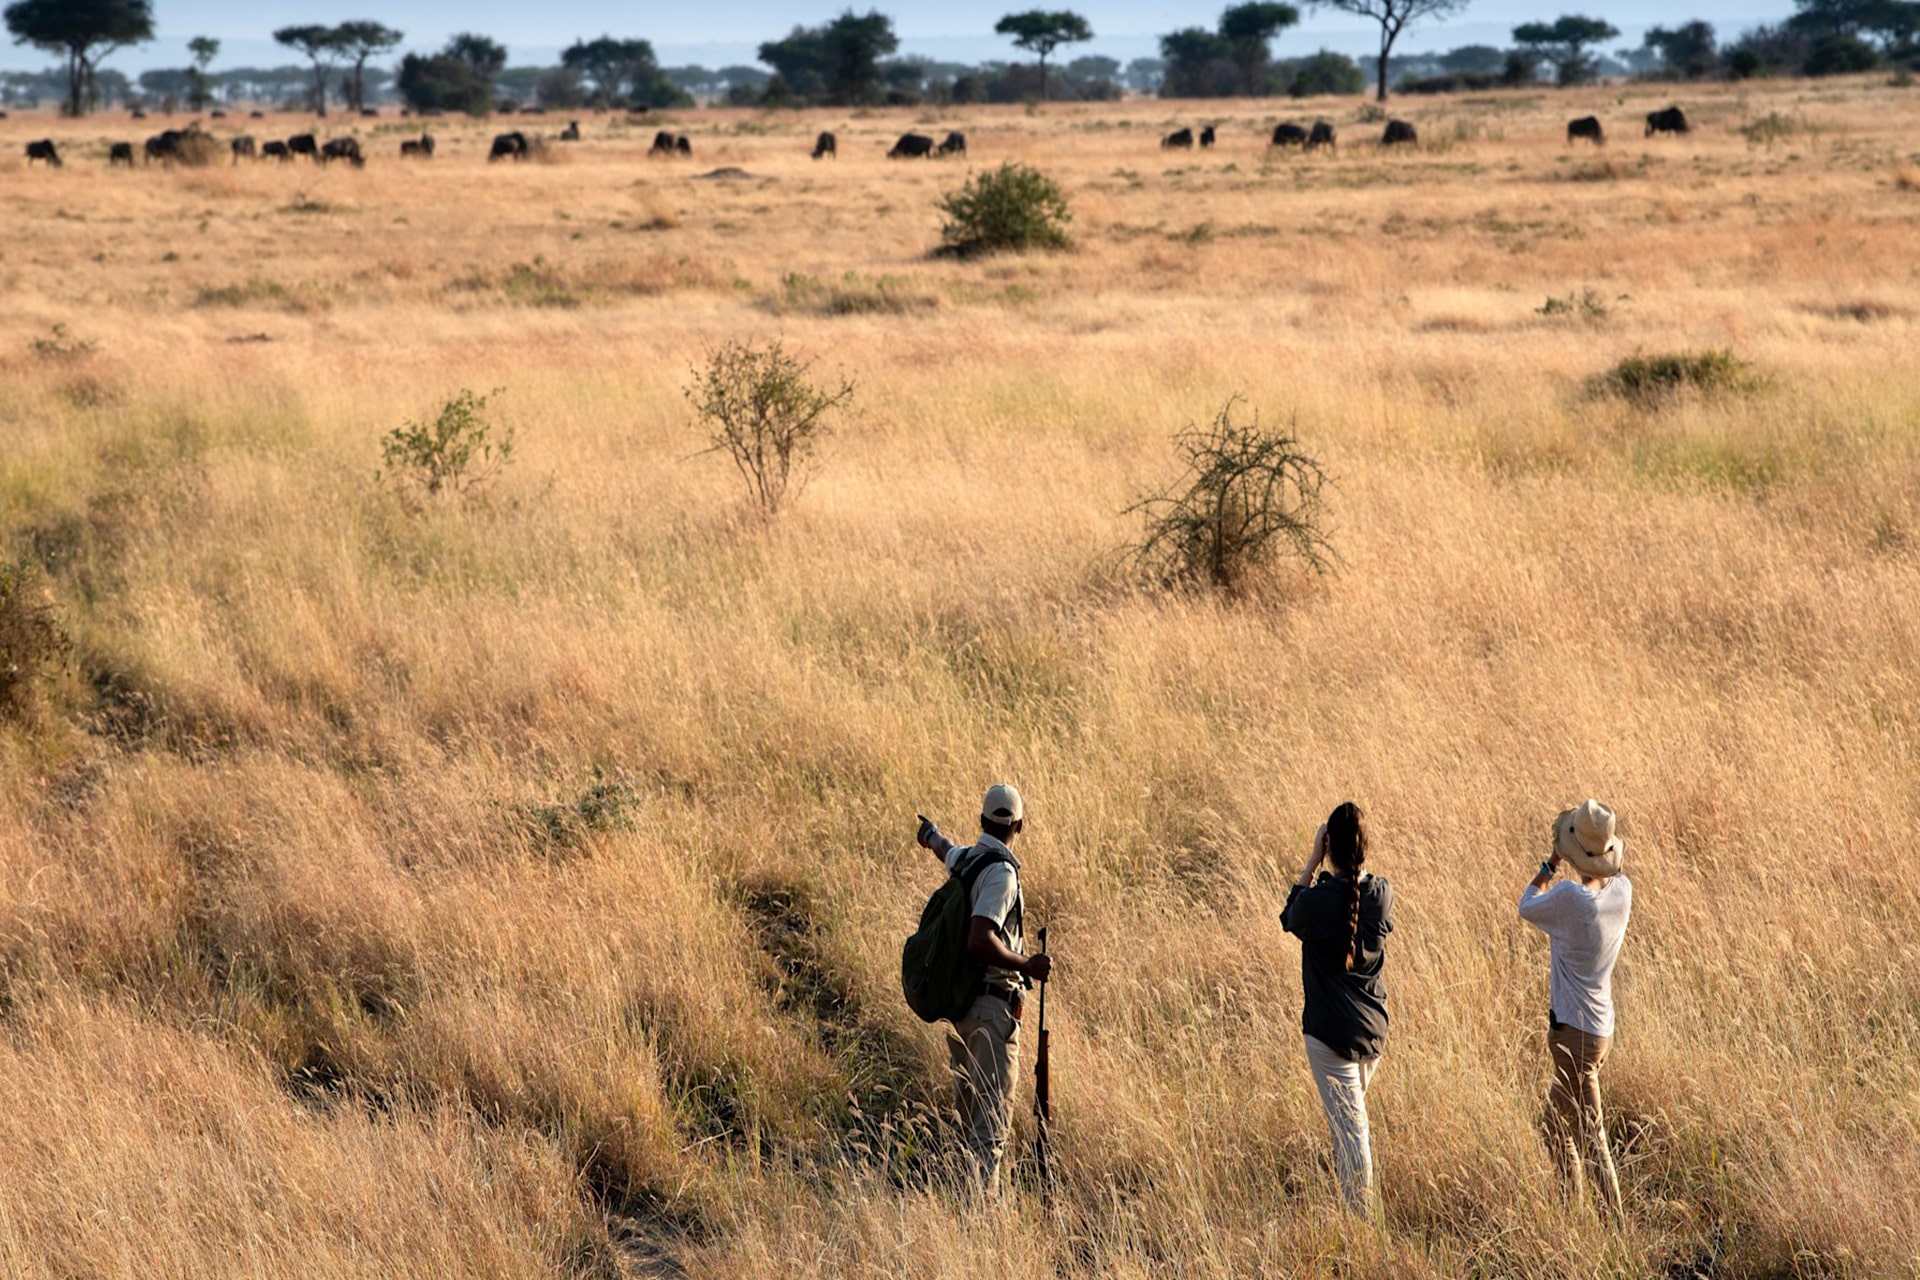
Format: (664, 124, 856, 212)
(3, 1, 1794, 74)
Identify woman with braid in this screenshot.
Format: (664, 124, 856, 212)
(1280, 801, 1394, 1215)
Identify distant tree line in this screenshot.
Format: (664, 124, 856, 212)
(4, 0, 1915, 116)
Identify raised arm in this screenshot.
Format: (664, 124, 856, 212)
(1518, 852, 1565, 925)
(916, 814, 956, 864)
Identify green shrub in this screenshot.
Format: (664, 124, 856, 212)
(1598, 349, 1755, 405)
(0, 560, 71, 722)
(1126, 398, 1334, 594)
(687, 340, 854, 516)
(377, 388, 515, 502)
(936, 162, 1072, 258)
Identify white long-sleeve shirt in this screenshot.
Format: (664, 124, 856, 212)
(1518, 876, 1633, 1038)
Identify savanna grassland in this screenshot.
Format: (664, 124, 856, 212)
(2, 74, 1918, 1279)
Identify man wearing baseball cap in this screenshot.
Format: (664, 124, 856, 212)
(916, 783, 1051, 1192)
(1520, 798, 1634, 1220)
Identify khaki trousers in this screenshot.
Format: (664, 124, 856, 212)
(947, 992, 1021, 1194)
(1304, 1034, 1380, 1216)
(1546, 1024, 1624, 1219)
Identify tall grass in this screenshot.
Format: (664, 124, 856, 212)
(1, 79, 1918, 1278)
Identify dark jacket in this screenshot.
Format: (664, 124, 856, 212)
(1280, 872, 1393, 1061)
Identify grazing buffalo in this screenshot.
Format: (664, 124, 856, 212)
(674, 135, 692, 156)
(109, 142, 135, 166)
(1199, 124, 1216, 148)
(1567, 116, 1605, 145)
(210, 109, 227, 119)
(399, 133, 435, 158)
(812, 130, 837, 159)
(937, 130, 966, 156)
(1645, 105, 1690, 136)
(230, 135, 256, 163)
(490, 131, 529, 161)
(1271, 123, 1308, 147)
(1161, 126, 1194, 149)
(130, 107, 147, 120)
(649, 129, 681, 156)
(262, 140, 291, 161)
(25, 139, 61, 167)
(287, 133, 319, 160)
(1306, 120, 1337, 151)
(320, 136, 364, 166)
(888, 132, 935, 158)
(0, 109, 8, 119)
(144, 130, 188, 163)
(249, 109, 265, 119)
(559, 120, 580, 140)
(360, 108, 378, 118)
(1382, 119, 1418, 146)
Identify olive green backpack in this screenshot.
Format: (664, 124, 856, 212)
(901, 849, 1008, 1024)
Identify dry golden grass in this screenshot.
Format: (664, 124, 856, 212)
(2, 75, 1918, 1278)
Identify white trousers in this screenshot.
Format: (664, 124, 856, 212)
(1303, 1033, 1380, 1215)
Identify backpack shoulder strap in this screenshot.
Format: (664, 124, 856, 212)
(954, 846, 1011, 892)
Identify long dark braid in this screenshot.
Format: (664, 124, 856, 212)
(1325, 801, 1370, 971)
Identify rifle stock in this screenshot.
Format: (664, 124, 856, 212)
(1033, 924, 1052, 1206)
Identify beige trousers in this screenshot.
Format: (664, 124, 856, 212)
(1304, 1034, 1380, 1215)
(947, 991, 1021, 1193)
(1546, 1024, 1624, 1219)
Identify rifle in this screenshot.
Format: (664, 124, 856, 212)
(1032, 924, 1053, 1207)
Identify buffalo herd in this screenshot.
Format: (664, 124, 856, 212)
(20, 103, 1705, 174)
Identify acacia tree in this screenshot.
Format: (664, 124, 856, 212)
(186, 34, 218, 108)
(1313, 0, 1468, 101)
(1643, 21, 1719, 78)
(334, 21, 402, 112)
(758, 10, 898, 104)
(3, 0, 153, 116)
(445, 31, 507, 103)
(1219, 2, 1300, 95)
(273, 24, 346, 115)
(1512, 14, 1621, 84)
(993, 10, 1092, 101)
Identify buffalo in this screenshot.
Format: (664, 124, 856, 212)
(109, 141, 135, 166)
(937, 130, 966, 156)
(25, 139, 61, 167)
(287, 133, 319, 160)
(1199, 124, 1216, 148)
(230, 135, 256, 163)
(210, 109, 227, 119)
(489, 131, 529, 162)
(144, 129, 189, 164)
(399, 133, 435, 158)
(1161, 127, 1194, 149)
(812, 130, 837, 159)
(262, 141, 291, 161)
(888, 132, 935, 158)
(1271, 123, 1308, 147)
(559, 120, 580, 141)
(360, 107, 379, 118)
(1306, 120, 1337, 151)
(130, 108, 147, 120)
(249, 109, 265, 119)
(320, 136, 364, 166)
(1567, 116, 1605, 145)
(1645, 105, 1690, 136)
(1382, 119, 1418, 146)
(649, 130, 676, 156)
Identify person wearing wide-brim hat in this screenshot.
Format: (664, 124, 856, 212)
(1519, 799, 1632, 1220)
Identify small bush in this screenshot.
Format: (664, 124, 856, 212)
(1537, 288, 1618, 321)
(936, 162, 1072, 258)
(29, 324, 97, 361)
(1598, 349, 1755, 405)
(377, 388, 515, 502)
(1126, 398, 1334, 594)
(0, 560, 71, 722)
(687, 340, 854, 516)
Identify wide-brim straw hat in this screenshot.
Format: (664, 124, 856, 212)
(1554, 799, 1624, 878)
